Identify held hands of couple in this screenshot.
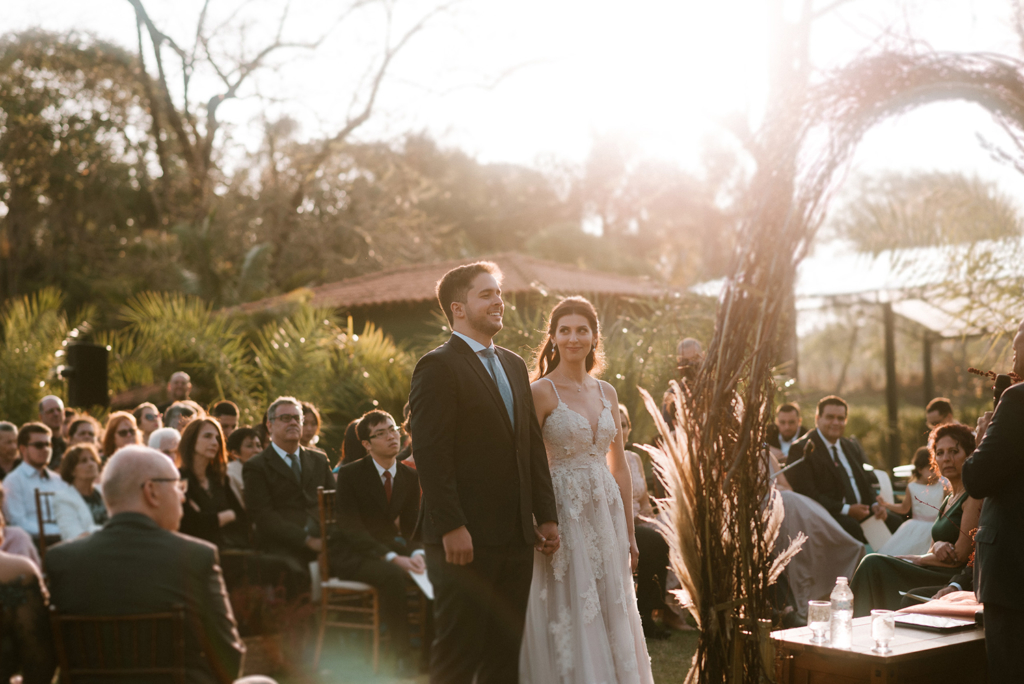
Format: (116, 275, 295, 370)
(533, 521, 560, 557)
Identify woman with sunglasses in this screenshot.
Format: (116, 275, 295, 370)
(133, 403, 163, 446)
(100, 412, 141, 460)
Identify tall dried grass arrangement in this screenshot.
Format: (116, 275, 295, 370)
(639, 47, 1024, 682)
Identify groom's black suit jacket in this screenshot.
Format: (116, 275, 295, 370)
(786, 429, 876, 521)
(409, 334, 558, 547)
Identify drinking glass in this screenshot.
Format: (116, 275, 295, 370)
(808, 601, 831, 644)
(871, 609, 896, 654)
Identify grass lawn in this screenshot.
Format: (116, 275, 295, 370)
(276, 630, 698, 683)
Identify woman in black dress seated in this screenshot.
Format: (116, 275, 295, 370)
(0, 511, 55, 684)
(851, 423, 982, 615)
(178, 418, 249, 551)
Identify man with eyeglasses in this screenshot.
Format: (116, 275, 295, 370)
(243, 396, 336, 593)
(45, 446, 277, 684)
(335, 409, 425, 674)
(38, 395, 68, 469)
(1, 422, 68, 546)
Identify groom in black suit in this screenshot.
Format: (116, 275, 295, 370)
(410, 261, 559, 684)
(786, 395, 893, 544)
(962, 316, 1024, 682)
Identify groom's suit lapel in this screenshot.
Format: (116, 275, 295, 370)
(448, 335, 515, 437)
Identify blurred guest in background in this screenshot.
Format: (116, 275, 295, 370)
(178, 419, 248, 551)
(397, 402, 414, 465)
(0, 485, 40, 566)
(55, 444, 108, 540)
(158, 371, 192, 412)
(148, 427, 181, 461)
(164, 400, 205, 431)
(300, 401, 322, 449)
(875, 447, 944, 556)
(226, 427, 261, 508)
(339, 418, 367, 467)
(101, 411, 141, 459)
(37, 396, 67, 469)
(768, 403, 806, 460)
(210, 400, 240, 439)
(0, 422, 20, 480)
(0, 510, 56, 684)
(133, 402, 163, 445)
(60, 408, 78, 442)
(925, 397, 955, 429)
(67, 416, 100, 448)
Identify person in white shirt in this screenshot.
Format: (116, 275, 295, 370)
(2, 423, 68, 542)
(225, 427, 262, 509)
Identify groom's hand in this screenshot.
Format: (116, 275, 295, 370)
(443, 526, 474, 565)
(535, 521, 560, 556)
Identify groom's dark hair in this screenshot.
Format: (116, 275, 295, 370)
(436, 261, 503, 326)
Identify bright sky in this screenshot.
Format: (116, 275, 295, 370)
(6, 0, 1024, 204)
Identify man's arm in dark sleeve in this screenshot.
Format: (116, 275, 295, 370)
(399, 470, 421, 549)
(963, 386, 1024, 500)
(196, 547, 244, 684)
(524, 366, 557, 525)
(242, 458, 307, 552)
(409, 353, 467, 536)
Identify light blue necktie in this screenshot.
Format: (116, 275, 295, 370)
(479, 347, 515, 427)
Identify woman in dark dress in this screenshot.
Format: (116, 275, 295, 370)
(178, 418, 248, 550)
(851, 423, 983, 615)
(0, 511, 55, 684)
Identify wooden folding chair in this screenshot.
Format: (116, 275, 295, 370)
(50, 605, 187, 683)
(313, 486, 381, 671)
(35, 488, 57, 561)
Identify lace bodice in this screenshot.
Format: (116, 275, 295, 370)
(541, 378, 617, 469)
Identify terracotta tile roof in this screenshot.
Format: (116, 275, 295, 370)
(228, 253, 674, 314)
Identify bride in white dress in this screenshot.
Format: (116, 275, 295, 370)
(520, 296, 654, 684)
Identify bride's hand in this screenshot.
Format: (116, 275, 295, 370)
(629, 541, 639, 573)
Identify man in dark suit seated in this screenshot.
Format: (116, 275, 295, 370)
(962, 315, 1024, 682)
(335, 409, 425, 671)
(44, 446, 274, 684)
(786, 395, 896, 544)
(767, 402, 808, 460)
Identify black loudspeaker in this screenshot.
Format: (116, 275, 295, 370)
(63, 343, 109, 408)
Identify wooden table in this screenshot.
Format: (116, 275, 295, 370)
(772, 616, 987, 683)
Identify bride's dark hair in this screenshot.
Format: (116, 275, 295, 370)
(532, 296, 605, 381)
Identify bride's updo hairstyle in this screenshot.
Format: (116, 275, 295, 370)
(532, 296, 605, 381)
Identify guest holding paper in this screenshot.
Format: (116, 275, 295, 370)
(850, 423, 981, 615)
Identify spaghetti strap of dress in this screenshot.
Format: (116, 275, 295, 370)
(544, 376, 562, 402)
(596, 380, 606, 401)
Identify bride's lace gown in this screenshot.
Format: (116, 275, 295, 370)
(520, 378, 654, 684)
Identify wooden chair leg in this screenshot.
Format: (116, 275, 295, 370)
(313, 594, 328, 668)
(371, 592, 380, 674)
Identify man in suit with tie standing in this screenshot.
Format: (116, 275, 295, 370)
(962, 316, 1024, 682)
(335, 408, 424, 672)
(410, 261, 559, 684)
(786, 395, 892, 543)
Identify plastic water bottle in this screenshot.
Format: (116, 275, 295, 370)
(830, 577, 854, 648)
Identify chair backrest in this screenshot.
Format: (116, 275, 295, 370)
(50, 605, 187, 684)
(35, 488, 57, 559)
(316, 486, 337, 581)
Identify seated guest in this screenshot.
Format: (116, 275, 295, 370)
(243, 397, 336, 582)
(617, 404, 672, 639)
(335, 409, 422, 671)
(0, 510, 56, 684)
(300, 401, 322, 450)
(786, 395, 897, 543)
(67, 416, 101, 447)
(0, 484, 40, 566)
(338, 418, 366, 468)
(101, 411, 142, 460)
(875, 447, 944, 556)
(37, 395, 67, 469)
(397, 402, 414, 465)
(850, 423, 982, 615)
(2, 423, 67, 545)
(226, 427, 262, 508)
(149, 427, 182, 461)
(0, 421, 20, 480)
(158, 371, 193, 412)
(925, 397, 955, 429)
(61, 408, 79, 442)
(178, 419, 248, 550)
(133, 402, 163, 446)
(767, 402, 807, 460)
(44, 446, 274, 684)
(210, 400, 239, 439)
(54, 444, 108, 540)
(165, 400, 205, 432)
